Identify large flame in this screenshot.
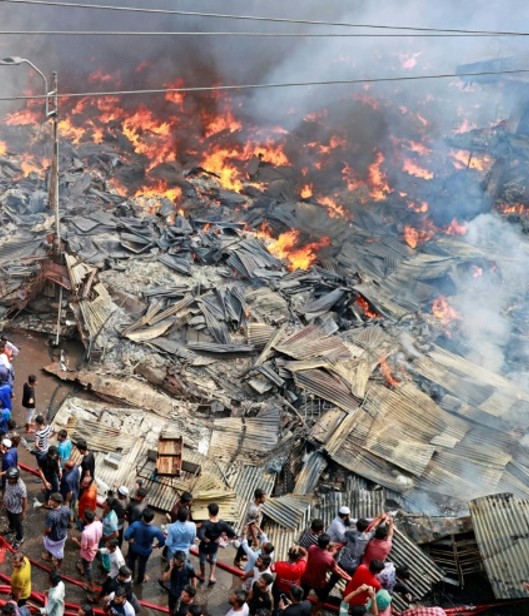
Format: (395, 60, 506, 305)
(267, 229, 330, 271)
(368, 150, 392, 201)
(432, 295, 461, 330)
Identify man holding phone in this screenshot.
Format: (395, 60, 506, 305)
(277, 585, 311, 616)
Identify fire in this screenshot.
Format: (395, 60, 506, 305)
(201, 147, 243, 192)
(0, 141, 6, 156)
(135, 181, 182, 203)
(122, 106, 176, 170)
(402, 158, 434, 180)
(5, 108, 40, 126)
(432, 295, 461, 330)
(368, 151, 392, 201)
(379, 356, 401, 387)
(406, 141, 431, 156)
(108, 178, 127, 196)
(318, 195, 347, 219)
(342, 163, 364, 192)
(403, 224, 436, 249)
(450, 150, 492, 172)
(267, 229, 330, 271)
(203, 107, 242, 138)
(496, 202, 528, 216)
(398, 51, 422, 70)
(58, 118, 86, 144)
(454, 118, 477, 134)
(407, 200, 429, 213)
(318, 134, 346, 155)
(18, 153, 49, 177)
(88, 68, 120, 85)
(444, 218, 467, 236)
(355, 295, 382, 319)
(300, 184, 313, 199)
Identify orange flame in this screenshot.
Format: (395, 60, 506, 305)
(355, 296, 382, 319)
(300, 183, 313, 199)
(368, 151, 392, 201)
(203, 107, 242, 138)
(379, 356, 401, 387)
(267, 229, 330, 270)
(201, 147, 243, 192)
(432, 295, 461, 330)
(318, 195, 347, 219)
(0, 141, 6, 156)
(135, 180, 182, 203)
(444, 218, 467, 236)
(450, 150, 492, 172)
(403, 223, 436, 248)
(402, 158, 434, 180)
(5, 108, 41, 126)
(407, 200, 429, 213)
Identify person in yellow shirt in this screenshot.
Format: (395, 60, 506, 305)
(10, 551, 31, 606)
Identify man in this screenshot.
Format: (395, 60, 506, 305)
(176, 585, 196, 616)
(1, 438, 18, 489)
(271, 546, 307, 607)
(247, 573, 274, 616)
(339, 517, 382, 575)
(362, 518, 394, 566)
(277, 584, 311, 616)
(42, 493, 72, 570)
(0, 404, 11, 437)
(34, 415, 54, 466)
(169, 491, 194, 522)
(300, 533, 351, 608)
(297, 519, 324, 550)
(105, 586, 135, 616)
(60, 459, 80, 508)
(0, 346, 14, 386)
(37, 445, 62, 506)
(161, 551, 197, 615)
(113, 486, 129, 548)
(10, 551, 31, 606)
(2, 467, 27, 549)
(327, 505, 352, 544)
(96, 565, 139, 613)
(197, 502, 237, 586)
(125, 486, 148, 525)
(78, 475, 98, 527)
(72, 509, 103, 593)
(226, 590, 249, 616)
(22, 375, 36, 434)
(239, 525, 275, 574)
(235, 488, 267, 568)
(343, 560, 384, 607)
(1, 336, 19, 360)
(242, 554, 272, 591)
(124, 508, 165, 585)
(56, 430, 72, 468)
(342, 584, 379, 616)
(76, 439, 95, 481)
(165, 507, 196, 560)
(35, 569, 65, 616)
(102, 498, 119, 544)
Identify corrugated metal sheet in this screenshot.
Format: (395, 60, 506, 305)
(294, 369, 360, 413)
(261, 495, 313, 530)
(293, 452, 328, 495)
(470, 493, 529, 599)
(309, 408, 347, 444)
(225, 464, 276, 531)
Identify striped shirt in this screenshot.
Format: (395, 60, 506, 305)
(4, 479, 27, 513)
(35, 425, 53, 452)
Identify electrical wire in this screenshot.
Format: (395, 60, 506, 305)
(2, 0, 529, 37)
(0, 29, 523, 37)
(0, 67, 526, 103)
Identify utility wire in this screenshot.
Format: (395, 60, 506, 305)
(0, 29, 524, 37)
(2, 0, 529, 37)
(0, 68, 527, 103)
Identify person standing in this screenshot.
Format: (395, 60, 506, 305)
(76, 439, 95, 481)
(22, 375, 37, 434)
(105, 585, 135, 616)
(34, 415, 54, 467)
(112, 486, 129, 548)
(362, 518, 394, 566)
(277, 584, 312, 616)
(297, 519, 324, 550)
(234, 488, 267, 568)
(72, 509, 103, 593)
(37, 445, 62, 506)
(60, 460, 80, 509)
(125, 486, 148, 526)
(225, 590, 249, 616)
(271, 546, 307, 607)
(101, 498, 119, 544)
(56, 430, 72, 468)
(1, 336, 19, 360)
(2, 467, 27, 549)
(175, 585, 196, 616)
(42, 493, 72, 570)
(78, 476, 98, 527)
(124, 508, 165, 585)
(169, 491, 194, 523)
(197, 502, 237, 586)
(326, 506, 352, 544)
(247, 573, 274, 616)
(10, 551, 31, 606)
(165, 507, 196, 560)
(1, 438, 18, 489)
(160, 551, 197, 616)
(33, 570, 65, 616)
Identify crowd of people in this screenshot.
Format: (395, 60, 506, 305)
(0, 337, 450, 616)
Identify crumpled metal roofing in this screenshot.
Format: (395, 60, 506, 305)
(470, 493, 529, 599)
(293, 451, 328, 495)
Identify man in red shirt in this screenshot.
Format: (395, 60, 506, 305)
(343, 560, 384, 607)
(271, 545, 307, 605)
(301, 533, 351, 609)
(362, 518, 394, 566)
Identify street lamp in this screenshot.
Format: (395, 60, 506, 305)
(1, 56, 62, 347)
(0, 56, 60, 254)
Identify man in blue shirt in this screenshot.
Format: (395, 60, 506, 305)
(124, 508, 165, 585)
(0, 438, 17, 489)
(56, 430, 72, 469)
(165, 507, 196, 560)
(60, 460, 80, 508)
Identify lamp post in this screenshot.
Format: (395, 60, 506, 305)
(0, 56, 60, 254)
(1, 57, 62, 346)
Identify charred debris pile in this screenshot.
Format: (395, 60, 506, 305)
(2, 108, 529, 602)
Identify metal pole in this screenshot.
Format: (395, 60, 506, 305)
(48, 71, 60, 254)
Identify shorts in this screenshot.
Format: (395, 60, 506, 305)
(24, 408, 35, 425)
(198, 548, 218, 566)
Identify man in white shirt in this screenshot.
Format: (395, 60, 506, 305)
(225, 589, 249, 616)
(327, 506, 352, 544)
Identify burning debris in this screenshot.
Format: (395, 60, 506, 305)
(4, 15, 529, 608)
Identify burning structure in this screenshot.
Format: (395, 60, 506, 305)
(3, 0, 529, 608)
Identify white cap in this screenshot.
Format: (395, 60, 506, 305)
(339, 506, 351, 515)
(2, 438, 12, 448)
(118, 486, 129, 496)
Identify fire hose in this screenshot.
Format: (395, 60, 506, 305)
(16, 464, 529, 616)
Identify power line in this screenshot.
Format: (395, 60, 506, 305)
(0, 67, 527, 103)
(2, 0, 529, 37)
(0, 29, 523, 37)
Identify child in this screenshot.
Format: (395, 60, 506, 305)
(22, 375, 37, 434)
